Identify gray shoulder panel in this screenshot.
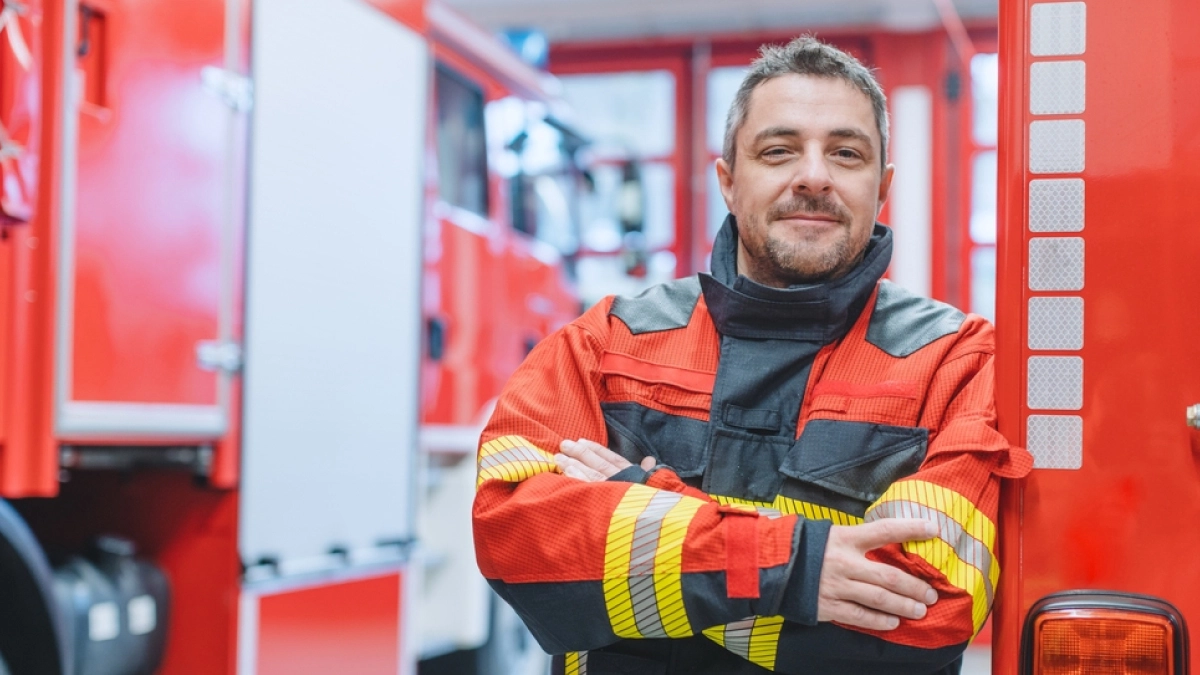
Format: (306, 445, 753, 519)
(609, 276, 702, 334)
(866, 280, 966, 357)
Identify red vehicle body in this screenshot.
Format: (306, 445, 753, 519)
(0, 0, 581, 673)
(991, 0, 1199, 673)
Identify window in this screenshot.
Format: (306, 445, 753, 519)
(969, 53, 999, 321)
(435, 64, 489, 216)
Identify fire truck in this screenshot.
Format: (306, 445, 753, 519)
(0, 0, 583, 673)
(990, 0, 1197, 673)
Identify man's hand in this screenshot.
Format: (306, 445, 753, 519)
(818, 519, 940, 631)
(555, 438, 656, 481)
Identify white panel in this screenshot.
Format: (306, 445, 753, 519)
(888, 86, 933, 297)
(242, 0, 426, 566)
(1030, 2, 1087, 56)
(1029, 236, 1084, 291)
(1027, 415, 1083, 469)
(1029, 178, 1084, 232)
(1030, 60, 1085, 115)
(1028, 356, 1084, 410)
(1029, 119, 1085, 174)
(1028, 297, 1084, 350)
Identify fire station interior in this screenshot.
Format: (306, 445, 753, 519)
(0, 0, 1195, 674)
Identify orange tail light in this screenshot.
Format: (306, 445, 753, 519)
(1022, 592, 1190, 675)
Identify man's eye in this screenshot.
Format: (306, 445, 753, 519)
(834, 148, 861, 159)
(763, 147, 791, 157)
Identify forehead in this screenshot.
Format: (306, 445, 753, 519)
(740, 74, 879, 146)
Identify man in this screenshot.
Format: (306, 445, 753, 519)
(473, 36, 1031, 674)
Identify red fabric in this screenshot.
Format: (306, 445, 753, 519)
(721, 507, 761, 599)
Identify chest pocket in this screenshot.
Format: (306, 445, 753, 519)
(778, 420, 928, 514)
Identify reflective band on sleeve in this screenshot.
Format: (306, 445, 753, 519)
(564, 651, 588, 675)
(866, 480, 998, 634)
(702, 615, 784, 670)
(713, 494, 863, 526)
(475, 435, 558, 488)
(603, 484, 705, 639)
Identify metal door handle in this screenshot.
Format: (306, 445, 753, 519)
(1188, 404, 1200, 429)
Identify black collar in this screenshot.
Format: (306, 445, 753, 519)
(699, 215, 893, 341)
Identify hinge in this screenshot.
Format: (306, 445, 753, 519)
(196, 340, 243, 373)
(201, 66, 254, 112)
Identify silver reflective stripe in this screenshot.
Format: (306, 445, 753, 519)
(628, 491, 682, 638)
(721, 618, 756, 661)
(866, 501, 994, 605)
(477, 446, 549, 470)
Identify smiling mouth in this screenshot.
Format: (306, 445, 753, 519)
(777, 213, 841, 224)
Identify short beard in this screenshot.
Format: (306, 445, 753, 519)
(744, 194, 864, 286)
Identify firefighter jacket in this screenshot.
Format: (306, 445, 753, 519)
(473, 217, 1033, 675)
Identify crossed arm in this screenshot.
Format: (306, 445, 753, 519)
(556, 438, 939, 632)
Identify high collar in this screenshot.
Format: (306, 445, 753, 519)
(699, 214, 893, 341)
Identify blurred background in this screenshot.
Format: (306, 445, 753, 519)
(0, 0, 1002, 674)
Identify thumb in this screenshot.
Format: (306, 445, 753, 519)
(852, 518, 939, 551)
(640, 456, 657, 471)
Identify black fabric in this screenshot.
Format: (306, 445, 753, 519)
(779, 421, 928, 504)
(607, 464, 651, 484)
(549, 627, 966, 675)
(602, 403, 710, 478)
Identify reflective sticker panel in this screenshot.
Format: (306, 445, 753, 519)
(1029, 120, 1085, 174)
(1029, 237, 1084, 291)
(1030, 61, 1086, 115)
(1027, 415, 1083, 469)
(1028, 297, 1084, 350)
(1028, 356, 1084, 410)
(1029, 179, 1085, 233)
(1030, 2, 1087, 57)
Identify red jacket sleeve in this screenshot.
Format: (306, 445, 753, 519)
(856, 317, 1033, 650)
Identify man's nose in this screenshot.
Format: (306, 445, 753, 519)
(789, 148, 834, 194)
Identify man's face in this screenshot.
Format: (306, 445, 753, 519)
(716, 74, 894, 288)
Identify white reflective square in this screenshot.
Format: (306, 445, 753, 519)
(1028, 297, 1084, 350)
(1029, 178, 1085, 232)
(1028, 356, 1084, 410)
(1027, 415, 1083, 469)
(1029, 237, 1084, 291)
(1030, 60, 1085, 115)
(1030, 120, 1085, 174)
(128, 595, 157, 636)
(88, 602, 120, 642)
(1031, 2, 1087, 56)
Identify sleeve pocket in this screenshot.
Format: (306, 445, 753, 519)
(779, 420, 928, 503)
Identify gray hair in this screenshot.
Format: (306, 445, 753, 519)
(723, 36, 889, 170)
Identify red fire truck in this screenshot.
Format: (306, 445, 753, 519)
(0, 0, 582, 673)
(990, 0, 1197, 673)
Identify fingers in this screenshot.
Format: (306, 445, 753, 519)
(819, 598, 905, 631)
(856, 557, 939, 607)
(849, 518, 939, 551)
(559, 439, 631, 477)
(837, 577, 929, 621)
(639, 456, 657, 471)
(553, 454, 607, 482)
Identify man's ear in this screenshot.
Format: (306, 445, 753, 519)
(876, 163, 895, 215)
(715, 157, 735, 210)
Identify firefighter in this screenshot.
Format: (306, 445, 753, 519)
(473, 36, 1032, 674)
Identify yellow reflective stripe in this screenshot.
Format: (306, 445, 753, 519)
(868, 480, 998, 634)
(702, 624, 726, 647)
(702, 616, 784, 670)
(564, 651, 587, 675)
(602, 484, 658, 638)
(475, 435, 558, 488)
(747, 616, 784, 669)
(654, 494, 705, 637)
(713, 494, 863, 526)
(602, 484, 706, 639)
